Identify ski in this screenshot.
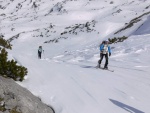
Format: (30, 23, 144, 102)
(96, 66, 114, 72)
(102, 68, 114, 72)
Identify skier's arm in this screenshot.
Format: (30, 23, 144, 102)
(108, 46, 111, 54)
(100, 45, 104, 52)
(108, 46, 111, 53)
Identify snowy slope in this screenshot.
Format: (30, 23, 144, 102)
(1, 0, 150, 113)
(133, 15, 150, 35)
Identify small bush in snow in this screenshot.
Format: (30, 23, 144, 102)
(108, 36, 128, 44)
(0, 48, 28, 81)
(0, 37, 12, 49)
(0, 37, 27, 81)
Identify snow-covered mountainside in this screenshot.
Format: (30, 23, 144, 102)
(1, 0, 150, 113)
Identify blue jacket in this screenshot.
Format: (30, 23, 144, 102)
(100, 44, 111, 53)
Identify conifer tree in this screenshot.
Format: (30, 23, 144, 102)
(0, 37, 28, 81)
(0, 37, 12, 49)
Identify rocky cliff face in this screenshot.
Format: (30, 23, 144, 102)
(0, 76, 54, 113)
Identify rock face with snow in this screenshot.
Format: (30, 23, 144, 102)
(0, 76, 54, 113)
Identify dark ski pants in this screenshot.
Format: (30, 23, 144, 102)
(98, 53, 108, 68)
(38, 51, 42, 59)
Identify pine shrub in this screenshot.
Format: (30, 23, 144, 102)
(0, 37, 28, 81)
(0, 37, 12, 49)
(108, 36, 128, 44)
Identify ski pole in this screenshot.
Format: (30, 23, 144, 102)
(43, 50, 45, 59)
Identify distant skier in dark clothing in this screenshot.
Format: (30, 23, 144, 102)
(38, 46, 43, 59)
(98, 40, 111, 69)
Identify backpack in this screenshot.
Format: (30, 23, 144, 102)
(102, 44, 108, 54)
(38, 46, 42, 52)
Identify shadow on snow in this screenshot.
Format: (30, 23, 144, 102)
(109, 99, 144, 113)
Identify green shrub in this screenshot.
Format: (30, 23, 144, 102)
(0, 97, 5, 112)
(0, 37, 12, 49)
(0, 48, 28, 81)
(108, 36, 128, 44)
(0, 97, 4, 102)
(0, 106, 6, 112)
(0, 37, 28, 81)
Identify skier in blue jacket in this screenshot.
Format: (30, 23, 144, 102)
(98, 40, 111, 69)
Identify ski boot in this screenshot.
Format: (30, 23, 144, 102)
(96, 64, 101, 68)
(104, 66, 108, 70)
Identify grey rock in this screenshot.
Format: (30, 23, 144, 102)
(5, 98, 17, 109)
(0, 101, 5, 106)
(0, 76, 54, 113)
(3, 110, 9, 113)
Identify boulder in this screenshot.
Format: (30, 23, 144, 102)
(0, 76, 54, 113)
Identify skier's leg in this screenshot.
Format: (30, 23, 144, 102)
(38, 52, 41, 59)
(98, 53, 104, 68)
(40, 52, 41, 59)
(104, 53, 108, 69)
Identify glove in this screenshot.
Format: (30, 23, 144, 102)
(109, 53, 111, 56)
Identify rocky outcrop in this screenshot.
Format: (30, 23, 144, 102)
(0, 76, 54, 113)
